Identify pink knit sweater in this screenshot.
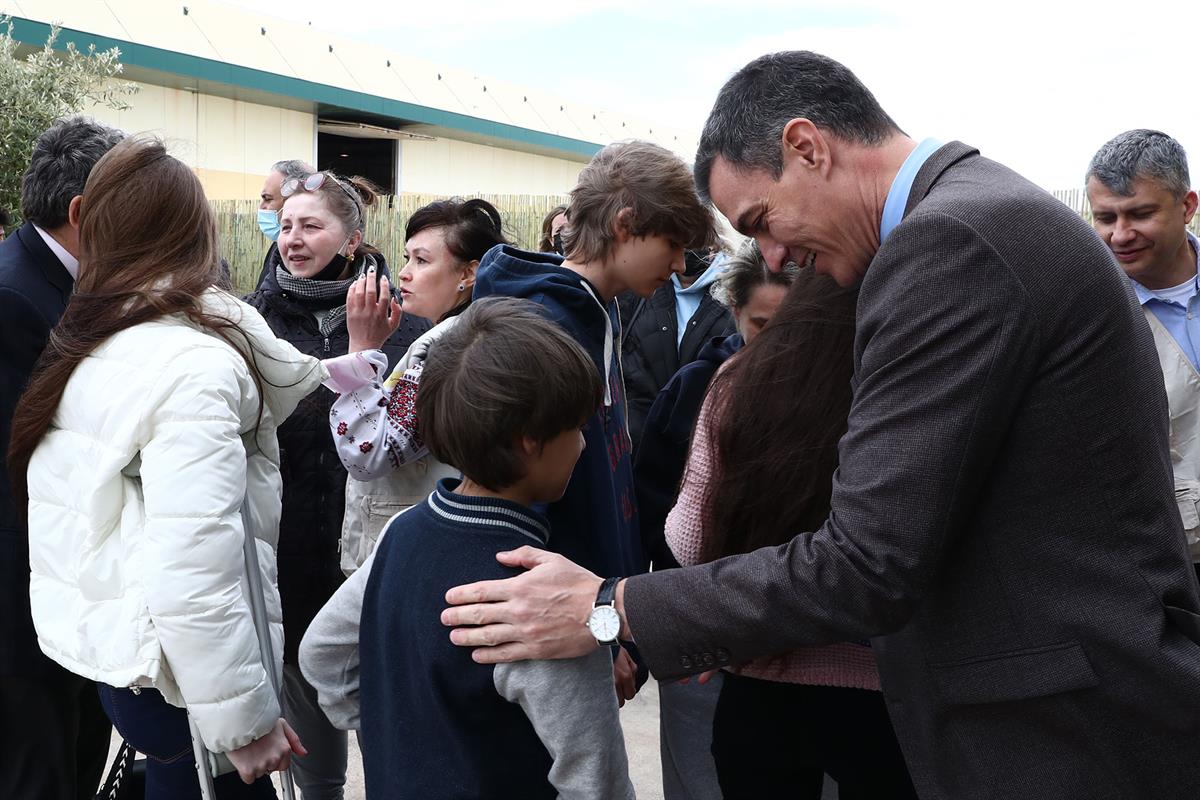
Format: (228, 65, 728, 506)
(665, 393, 881, 691)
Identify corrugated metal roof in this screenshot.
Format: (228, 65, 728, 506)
(3, 0, 699, 160)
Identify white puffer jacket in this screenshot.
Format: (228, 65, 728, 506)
(26, 288, 326, 753)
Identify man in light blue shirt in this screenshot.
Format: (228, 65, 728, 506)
(1087, 129, 1200, 573)
(672, 251, 728, 347)
(880, 138, 942, 243)
(621, 249, 735, 449)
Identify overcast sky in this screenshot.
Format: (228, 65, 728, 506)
(222, 0, 1197, 192)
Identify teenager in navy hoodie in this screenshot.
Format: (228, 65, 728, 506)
(472, 140, 716, 696)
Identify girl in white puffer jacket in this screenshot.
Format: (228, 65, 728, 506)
(8, 138, 326, 798)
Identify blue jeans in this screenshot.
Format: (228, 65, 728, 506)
(97, 684, 278, 800)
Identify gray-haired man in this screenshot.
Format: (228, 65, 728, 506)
(1087, 130, 1200, 577)
(0, 116, 124, 799)
(255, 158, 316, 289)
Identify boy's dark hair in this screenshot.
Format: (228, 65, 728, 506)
(417, 297, 603, 491)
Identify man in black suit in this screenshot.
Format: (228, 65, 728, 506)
(0, 116, 123, 800)
(442, 52, 1200, 798)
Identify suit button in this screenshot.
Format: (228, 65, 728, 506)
(716, 648, 731, 665)
(702, 652, 715, 667)
(661, 326, 668, 332)
(680, 655, 692, 669)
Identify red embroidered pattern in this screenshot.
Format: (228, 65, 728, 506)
(359, 441, 373, 453)
(336, 421, 348, 436)
(386, 377, 423, 448)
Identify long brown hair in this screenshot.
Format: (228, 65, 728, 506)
(8, 137, 262, 511)
(697, 267, 858, 562)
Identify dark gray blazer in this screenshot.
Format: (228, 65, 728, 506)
(624, 142, 1200, 799)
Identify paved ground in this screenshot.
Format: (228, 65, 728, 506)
(106, 678, 848, 798)
(106, 679, 667, 799)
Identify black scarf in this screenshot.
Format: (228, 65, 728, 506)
(275, 252, 379, 338)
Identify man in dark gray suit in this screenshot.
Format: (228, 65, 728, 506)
(441, 52, 1200, 798)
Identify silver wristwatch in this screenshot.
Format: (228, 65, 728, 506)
(586, 576, 622, 646)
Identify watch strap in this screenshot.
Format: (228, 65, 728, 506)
(595, 576, 620, 608)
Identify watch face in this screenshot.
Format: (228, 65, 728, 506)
(588, 605, 621, 642)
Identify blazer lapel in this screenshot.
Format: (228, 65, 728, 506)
(903, 141, 979, 219)
(16, 223, 74, 304)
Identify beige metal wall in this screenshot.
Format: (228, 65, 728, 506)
(398, 137, 583, 196)
(84, 80, 586, 200)
(84, 81, 316, 200)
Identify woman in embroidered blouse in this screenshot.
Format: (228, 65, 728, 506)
(328, 199, 507, 569)
(665, 267, 917, 799)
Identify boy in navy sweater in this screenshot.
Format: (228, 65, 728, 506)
(355, 298, 634, 799)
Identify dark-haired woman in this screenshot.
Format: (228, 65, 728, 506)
(665, 269, 917, 800)
(538, 203, 568, 253)
(327, 198, 508, 571)
(12, 137, 326, 798)
(242, 171, 427, 799)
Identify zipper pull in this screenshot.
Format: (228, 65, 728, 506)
(324, 337, 331, 353)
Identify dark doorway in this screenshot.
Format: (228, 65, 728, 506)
(317, 132, 396, 193)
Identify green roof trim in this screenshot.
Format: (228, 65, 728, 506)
(10, 17, 602, 159)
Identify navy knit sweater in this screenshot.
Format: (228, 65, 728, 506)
(359, 480, 633, 800)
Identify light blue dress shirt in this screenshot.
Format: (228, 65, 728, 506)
(671, 256, 727, 348)
(880, 138, 943, 244)
(1131, 231, 1200, 371)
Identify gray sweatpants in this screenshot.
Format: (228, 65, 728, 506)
(283, 662, 348, 800)
(658, 674, 723, 800)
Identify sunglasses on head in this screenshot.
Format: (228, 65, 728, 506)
(281, 172, 362, 221)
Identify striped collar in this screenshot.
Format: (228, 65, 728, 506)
(428, 479, 551, 546)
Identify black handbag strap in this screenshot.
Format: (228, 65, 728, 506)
(94, 739, 137, 800)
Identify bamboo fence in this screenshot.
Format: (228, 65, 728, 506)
(214, 192, 567, 295)
(216, 188, 1198, 295)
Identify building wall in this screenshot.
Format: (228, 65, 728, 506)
(86, 80, 316, 200)
(86, 80, 586, 200)
(399, 137, 583, 196)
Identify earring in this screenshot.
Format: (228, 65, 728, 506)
(457, 282, 466, 292)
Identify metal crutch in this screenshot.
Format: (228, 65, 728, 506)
(188, 498, 298, 800)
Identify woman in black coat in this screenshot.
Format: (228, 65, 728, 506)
(243, 170, 427, 799)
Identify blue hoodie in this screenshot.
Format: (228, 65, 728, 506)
(473, 245, 645, 580)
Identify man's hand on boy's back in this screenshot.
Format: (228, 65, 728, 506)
(442, 546, 605, 663)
